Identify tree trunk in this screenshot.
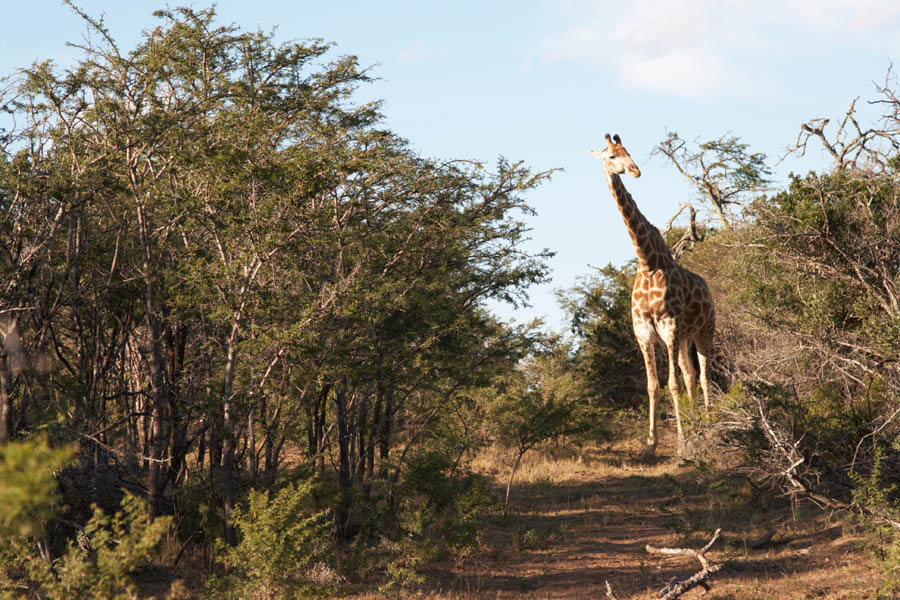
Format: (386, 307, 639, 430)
(379, 386, 393, 467)
(145, 326, 167, 521)
(315, 385, 329, 472)
(248, 405, 257, 484)
(505, 450, 527, 509)
(364, 387, 382, 493)
(335, 380, 352, 543)
(135, 198, 169, 522)
(220, 321, 240, 546)
(143, 304, 168, 521)
(0, 353, 12, 443)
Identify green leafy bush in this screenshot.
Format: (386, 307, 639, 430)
(352, 449, 495, 591)
(0, 436, 178, 599)
(395, 450, 495, 559)
(208, 480, 332, 599)
(0, 436, 75, 539)
(558, 262, 645, 411)
(848, 449, 900, 599)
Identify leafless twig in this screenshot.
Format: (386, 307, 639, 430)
(661, 202, 701, 258)
(783, 74, 900, 172)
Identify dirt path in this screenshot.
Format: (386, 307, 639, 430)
(424, 434, 881, 599)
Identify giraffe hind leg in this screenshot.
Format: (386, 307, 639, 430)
(677, 339, 698, 405)
(695, 336, 712, 415)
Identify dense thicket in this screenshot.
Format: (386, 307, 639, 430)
(0, 6, 555, 595)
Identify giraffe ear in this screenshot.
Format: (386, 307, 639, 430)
(613, 134, 622, 145)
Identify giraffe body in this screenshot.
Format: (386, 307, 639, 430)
(590, 134, 715, 456)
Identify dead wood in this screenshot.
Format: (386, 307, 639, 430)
(605, 528, 723, 599)
(604, 580, 621, 600)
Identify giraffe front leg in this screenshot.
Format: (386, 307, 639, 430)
(637, 339, 659, 457)
(665, 335, 685, 454)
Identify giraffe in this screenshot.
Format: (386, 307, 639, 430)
(590, 133, 715, 457)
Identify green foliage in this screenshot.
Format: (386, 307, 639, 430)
(55, 494, 174, 599)
(557, 262, 645, 411)
(0, 436, 75, 539)
(694, 135, 772, 191)
(210, 480, 331, 600)
(491, 340, 600, 447)
(0, 437, 179, 598)
(1, 491, 176, 600)
(750, 170, 900, 358)
(351, 448, 495, 591)
(655, 131, 771, 228)
(173, 478, 226, 547)
(483, 337, 602, 506)
(398, 451, 495, 554)
(848, 449, 900, 599)
(3, 3, 554, 593)
(510, 522, 558, 551)
(851, 448, 899, 520)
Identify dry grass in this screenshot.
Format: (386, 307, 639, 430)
(347, 427, 886, 599)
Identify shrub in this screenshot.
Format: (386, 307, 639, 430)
(208, 480, 332, 600)
(350, 449, 496, 591)
(0, 436, 181, 599)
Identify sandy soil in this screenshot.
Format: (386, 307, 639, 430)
(399, 431, 883, 600)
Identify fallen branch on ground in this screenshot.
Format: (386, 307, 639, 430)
(647, 528, 722, 599)
(605, 528, 723, 599)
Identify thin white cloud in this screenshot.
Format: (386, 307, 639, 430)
(609, 0, 722, 55)
(780, 0, 900, 33)
(539, 0, 737, 97)
(622, 47, 732, 98)
(398, 41, 429, 63)
(540, 0, 900, 99)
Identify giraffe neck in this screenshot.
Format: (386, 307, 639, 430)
(605, 171, 675, 272)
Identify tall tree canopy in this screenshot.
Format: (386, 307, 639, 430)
(0, 4, 552, 567)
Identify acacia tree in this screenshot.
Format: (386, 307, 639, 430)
(295, 153, 553, 542)
(654, 132, 771, 231)
(0, 124, 70, 445)
(486, 336, 596, 507)
(2, 4, 555, 569)
(558, 262, 646, 411)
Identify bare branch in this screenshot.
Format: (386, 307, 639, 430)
(645, 528, 722, 599)
(661, 202, 701, 258)
(604, 580, 622, 600)
(784, 70, 900, 172)
(654, 131, 770, 231)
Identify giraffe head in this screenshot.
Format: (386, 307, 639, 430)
(589, 133, 641, 178)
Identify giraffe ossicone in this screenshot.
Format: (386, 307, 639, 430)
(590, 133, 715, 458)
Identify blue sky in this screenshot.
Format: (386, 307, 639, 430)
(3, 1, 899, 331)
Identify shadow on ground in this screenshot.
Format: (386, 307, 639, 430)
(415, 438, 879, 599)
